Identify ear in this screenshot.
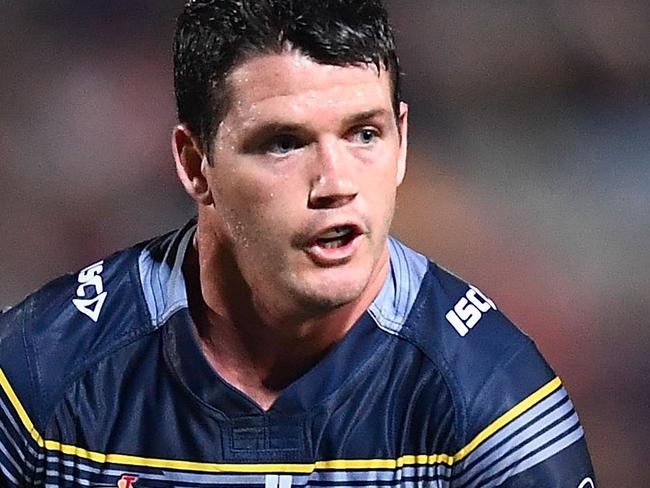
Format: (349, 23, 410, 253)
(396, 101, 408, 186)
(172, 124, 214, 206)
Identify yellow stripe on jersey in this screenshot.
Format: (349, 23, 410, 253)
(0, 366, 561, 473)
(314, 454, 455, 470)
(452, 376, 563, 462)
(0, 367, 45, 447)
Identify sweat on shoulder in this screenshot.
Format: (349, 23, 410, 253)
(0, 0, 595, 486)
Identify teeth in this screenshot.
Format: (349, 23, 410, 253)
(319, 226, 352, 240)
(321, 240, 343, 249)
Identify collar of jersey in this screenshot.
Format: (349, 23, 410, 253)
(369, 237, 428, 336)
(138, 224, 428, 336)
(138, 219, 196, 328)
(138, 222, 428, 413)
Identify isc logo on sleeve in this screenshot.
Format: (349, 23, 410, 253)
(445, 285, 497, 337)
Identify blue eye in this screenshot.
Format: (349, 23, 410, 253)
(267, 136, 299, 155)
(353, 128, 378, 145)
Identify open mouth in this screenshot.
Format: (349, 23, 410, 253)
(314, 226, 358, 249)
(303, 223, 365, 265)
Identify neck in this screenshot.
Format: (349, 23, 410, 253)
(183, 214, 389, 411)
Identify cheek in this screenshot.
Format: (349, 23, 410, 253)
(362, 152, 400, 194)
(214, 167, 275, 213)
(362, 157, 399, 224)
(218, 175, 304, 238)
(225, 162, 305, 201)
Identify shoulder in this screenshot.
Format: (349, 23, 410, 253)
(0, 245, 144, 429)
(403, 257, 553, 411)
(372, 238, 549, 421)
(0, 222, 193, 432)
(381, 237, 545, 394)
(386, 238, 594, 485)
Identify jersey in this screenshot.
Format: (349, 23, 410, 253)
(0, 220, 596, 487)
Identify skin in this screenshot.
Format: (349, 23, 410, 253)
(173, 51, 408, 410)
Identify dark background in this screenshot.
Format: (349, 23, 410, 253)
(1, 2, 648, 485)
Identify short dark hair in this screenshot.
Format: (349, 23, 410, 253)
(173, 0, 401, 156)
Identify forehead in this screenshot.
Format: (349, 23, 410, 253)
(222, 51, 393, 124)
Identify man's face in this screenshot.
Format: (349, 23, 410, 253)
(202, 51, 407, 317)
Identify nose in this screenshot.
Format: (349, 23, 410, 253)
(308, 139, 359, 209)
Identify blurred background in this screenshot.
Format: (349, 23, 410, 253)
(1, 1, 648, 485)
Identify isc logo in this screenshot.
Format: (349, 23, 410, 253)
(445, 285, 497, 337)
(72, 260, 107, 322)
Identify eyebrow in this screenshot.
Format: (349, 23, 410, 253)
(341, 109, 393, 126)
(243, 108, 392, 135)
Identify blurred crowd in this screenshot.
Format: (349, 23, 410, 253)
(1, 1, 649, 485)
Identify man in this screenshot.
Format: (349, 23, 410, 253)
(0, 0, 595, 486)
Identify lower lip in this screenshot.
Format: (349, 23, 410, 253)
(305, 233, 364, 266)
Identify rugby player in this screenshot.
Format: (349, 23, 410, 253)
(0, 0, 595, 486)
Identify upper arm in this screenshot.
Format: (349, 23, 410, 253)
(0, 368, 44, 487)
(0, 308, 44, 486)
(451, 342, 595, 487)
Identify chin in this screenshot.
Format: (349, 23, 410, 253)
(292, 272, 371, 313)
(304, 289, 361, 311)
(275, 249, 386, 316)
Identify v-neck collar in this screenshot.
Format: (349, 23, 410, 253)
(164, 305, 384, 416)
(138, 220, 428, 417)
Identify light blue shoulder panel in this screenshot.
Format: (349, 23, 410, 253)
(139, 229, 427, 334)
(368, 237, 429, 336)
(138, 223, 195, 327)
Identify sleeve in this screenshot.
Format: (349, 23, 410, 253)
(0, 308, 45, 487)
(451, 341, 596, 488)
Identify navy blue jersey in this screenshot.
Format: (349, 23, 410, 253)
(0, 221, 595, 487)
